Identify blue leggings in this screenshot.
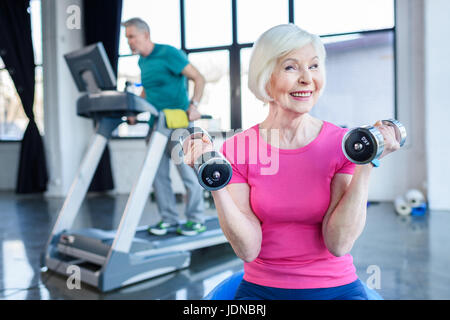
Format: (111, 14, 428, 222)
(234, 279, 368, 300)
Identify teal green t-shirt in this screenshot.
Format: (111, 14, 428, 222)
(138, 44, 190, 112)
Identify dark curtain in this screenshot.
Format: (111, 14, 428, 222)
(83, 0, 123, 192)
(0, 0, 48, 193)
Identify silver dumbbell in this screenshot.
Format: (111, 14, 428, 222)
(179, 127, 232, 191)
(342, 119, 407, 164)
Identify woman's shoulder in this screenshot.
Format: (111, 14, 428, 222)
(322, 120, 350, 137)
(224, 124, 259, 142)
(220, 124, 259, 154)
(322, 120, 347, 131)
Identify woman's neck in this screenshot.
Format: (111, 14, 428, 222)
(259, 104, 322, 149)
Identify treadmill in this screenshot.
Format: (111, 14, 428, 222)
(42, 42, 227, 292)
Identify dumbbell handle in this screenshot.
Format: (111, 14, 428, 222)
(381, 119, 407, 147)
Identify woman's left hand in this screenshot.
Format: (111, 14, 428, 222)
(373, 120, 401, 160)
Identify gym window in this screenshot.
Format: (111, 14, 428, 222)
(115, 0, 396, 137)
(0, 0, 43, 141)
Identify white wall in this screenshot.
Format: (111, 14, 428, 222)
(424, 0, 450, 210)
(362, 0, 428, 202)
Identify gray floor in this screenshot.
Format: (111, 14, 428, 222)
(0, 191, 449, 300)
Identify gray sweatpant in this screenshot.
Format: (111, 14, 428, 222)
(151, 130, 205, 225)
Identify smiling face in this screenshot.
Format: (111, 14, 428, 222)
(267, 43, 325, 114)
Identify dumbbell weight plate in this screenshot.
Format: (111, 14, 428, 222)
(342, 126, 384, 164)
(196, 151, 232, 191)
(178, 127, 232, 191)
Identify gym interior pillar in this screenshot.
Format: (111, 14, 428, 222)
(42, 0, 93, 197)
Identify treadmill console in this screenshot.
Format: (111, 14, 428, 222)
(77, 91, 158, 119)
(64, 42, 158, 120)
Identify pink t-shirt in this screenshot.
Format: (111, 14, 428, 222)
(219, 121, 358, 289)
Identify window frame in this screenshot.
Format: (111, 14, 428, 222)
(116, 0, 397, 135)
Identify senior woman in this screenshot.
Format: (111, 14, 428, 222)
(184, 24, 400, 300)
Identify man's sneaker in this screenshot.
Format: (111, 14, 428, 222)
(148, 221, 176, 236)
(176, 221, 207, 236)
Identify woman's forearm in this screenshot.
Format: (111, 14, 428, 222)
(211, 188, 262, 262)
(324, 164, 373, 256)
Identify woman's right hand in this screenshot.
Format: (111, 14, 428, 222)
(373, 120, 401, 160)
(182, 134, 214, 168)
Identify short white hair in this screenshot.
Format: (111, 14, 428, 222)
(248, 24, 326, 102)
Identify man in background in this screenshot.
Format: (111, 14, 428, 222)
(122, 17, 207, 236)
